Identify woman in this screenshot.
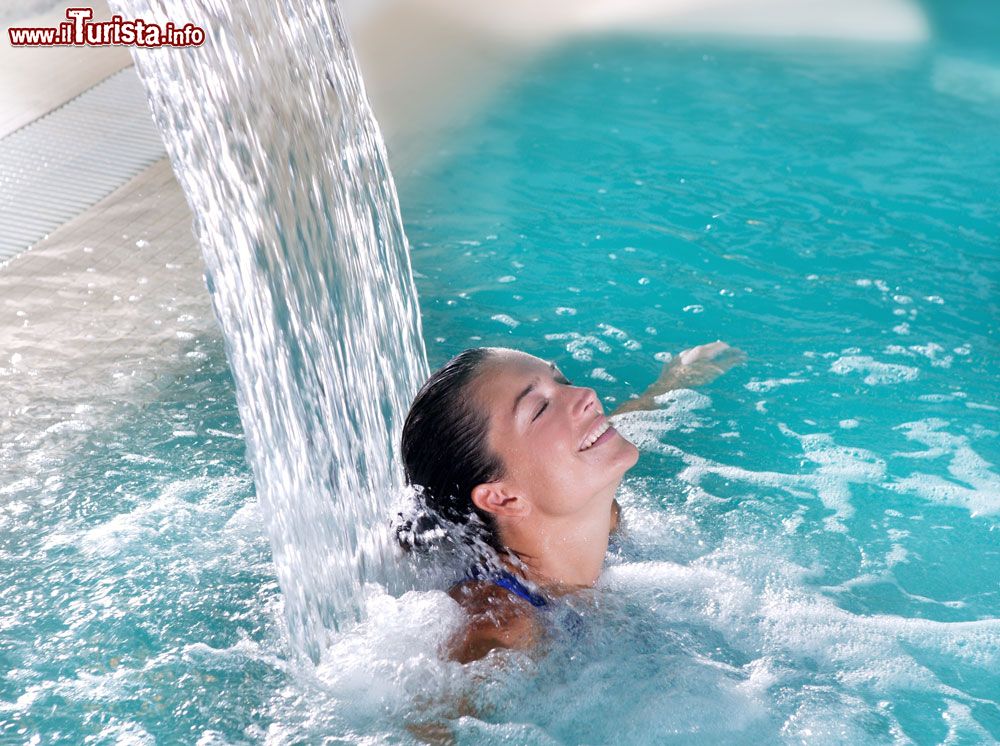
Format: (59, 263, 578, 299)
(398, 341, 743, 663)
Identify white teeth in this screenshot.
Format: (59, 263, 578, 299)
(579, 420, 610, 451)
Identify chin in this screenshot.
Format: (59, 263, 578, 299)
(624, 441, 640, 468)
(613, 436, 640, 471)
(598, 447, 638, 490)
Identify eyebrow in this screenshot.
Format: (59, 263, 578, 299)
(512, 362, 557, 417)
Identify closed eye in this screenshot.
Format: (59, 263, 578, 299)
(529, 367, 569, 423)
(532, 400, 549, 421)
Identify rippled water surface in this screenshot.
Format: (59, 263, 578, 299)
(3, 27, 999, 745)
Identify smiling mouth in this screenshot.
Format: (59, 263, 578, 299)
(579, 418, 612, 451)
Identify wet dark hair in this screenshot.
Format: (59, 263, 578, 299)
(396, 347, 506, 552)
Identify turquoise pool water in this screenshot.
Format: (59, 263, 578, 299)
(3, 18, 999, 746)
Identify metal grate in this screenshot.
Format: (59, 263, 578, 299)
(0, 66, 166, 262)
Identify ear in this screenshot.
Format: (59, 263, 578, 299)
(470, 481, 530, 520)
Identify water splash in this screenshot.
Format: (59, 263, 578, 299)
(109, 0, 428, 661)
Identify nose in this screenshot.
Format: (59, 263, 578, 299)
(571, 386, 600, 419)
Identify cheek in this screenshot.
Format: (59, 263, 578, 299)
(502, 439, 558, 483)
(526, 442, 575, 484)
(512, 439, 579, 498)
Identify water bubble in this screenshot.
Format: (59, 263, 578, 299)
(491, 314, 520, 328)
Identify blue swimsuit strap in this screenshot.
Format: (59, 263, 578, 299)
(464, 565, 547, 607)
(491, 570, 548, 607)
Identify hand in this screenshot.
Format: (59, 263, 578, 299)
(656, 340, 746, 390)
(612, 341, 746, 416)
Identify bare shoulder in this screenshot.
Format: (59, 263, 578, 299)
(445, 580, 542, 664)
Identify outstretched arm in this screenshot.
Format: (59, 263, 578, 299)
(612, 341, 745, 416)
(608, 341, 745, 537)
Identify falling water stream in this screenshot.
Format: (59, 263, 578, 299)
(107, 0, 429, 662)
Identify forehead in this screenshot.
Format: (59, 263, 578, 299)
(482, 349, 549, 381)
(471, 350, 552, 407)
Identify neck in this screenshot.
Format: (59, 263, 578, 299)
(499, 486, 617, 591)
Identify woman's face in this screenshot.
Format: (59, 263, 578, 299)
(470, 349, 639, 520)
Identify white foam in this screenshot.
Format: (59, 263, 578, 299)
(589, 367, 617, 382)
(78, 475, 252, 556)
(544, 331, 612, 362)
(490, 313, 519, 328)
(262, 585, 466, 738)
(888, 419, 1000, 516)
(830, 355, 919, 385)
(919, 393, 960, 403)
(744, 377, 807, 393)
(907, 343, 953, 369)
(630, 405, 995, 527)
(612, 388, 713, 448)
(41, 419, 93, 435)
(602, 550, 1000, 702)
(5, 667, 135, 722)
(629, 418, 884, 530)
(779, 689, 887, 742)
(95, 721, 156, 745)
(611, 493, 706, 559)
(784, 426, 886, 529)
(941, 699, 997, 743)
(885, 543, 909, 567)
(597, 323, 628, 341)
